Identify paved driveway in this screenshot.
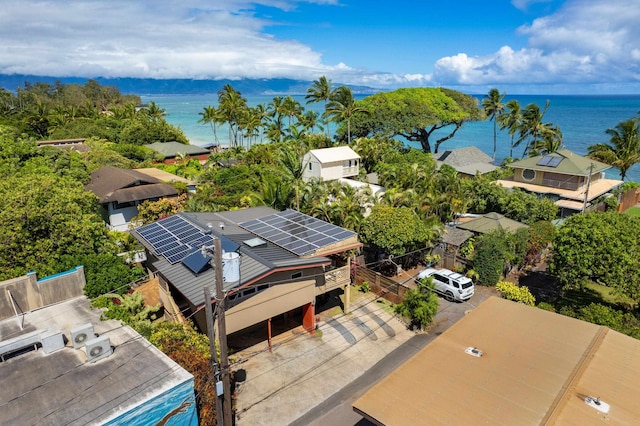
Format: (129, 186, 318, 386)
(233, 286, 498, 426)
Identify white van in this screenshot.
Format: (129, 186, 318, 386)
(415, 268, 475, 302)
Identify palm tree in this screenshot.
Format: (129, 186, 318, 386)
(267, 96, 286, 142)
(325, 86, 369, 144)
(305, 76, 332, 137)
(143, 101, 167, 121)
(198, 105, 221, 145)
(217, 84, 248, 147)
(517, 101, 553, 156)
(529, 125, 563, 156)
(282, 95, 303, 128)
(278, 146, 306, 210)
(301, 110, 323, 134)
(498, 99, 522, 158)
(588, 117, 640, 180)
(482, 88, 506, 160)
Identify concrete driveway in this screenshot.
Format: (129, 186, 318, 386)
(233, 286, 498, 426)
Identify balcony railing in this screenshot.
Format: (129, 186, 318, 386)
(342, 166, 358, 177)
(323, 265, 351, 291)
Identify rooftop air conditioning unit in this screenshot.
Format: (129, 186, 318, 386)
(41, 331, 65, 354)
(70, 323, 95, 349)
(85, 335, 113, 363)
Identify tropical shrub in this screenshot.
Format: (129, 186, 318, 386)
(395, 277, 439, 330)
(150, 322, 217, 425)
(549, 211, 640, 302)
(471, 232, 509, 286)
(496, 281, 535, 306)
(92, 291, 160, 337)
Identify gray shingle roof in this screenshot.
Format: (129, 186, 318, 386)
(435, 146, 497, 176)
(85, 166, 178, 203)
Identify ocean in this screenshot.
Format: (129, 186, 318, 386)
(141, 93, 640, 182)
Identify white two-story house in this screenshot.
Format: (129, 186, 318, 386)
(302, 146, 361, 182)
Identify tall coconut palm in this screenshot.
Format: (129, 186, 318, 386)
(198, 105, 221, 145)
(301, 110, 323, 134)
(482, 88, 506, 160)
(305, 76, 332, 137)
(217, 84, 248, 147)
(588, 117, 640, 180)
(517, 101, 552, 156)
(529, 125, 563, 156)
(498, 99, 522, 158)
(281, 95, 303, 128)
(325, 86, 369, 144)
(267, 96, 286, 142)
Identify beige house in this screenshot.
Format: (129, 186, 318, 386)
(302, 146, 361, 182)
(495, 149, 623, 216)
(354, 297, 640, 425)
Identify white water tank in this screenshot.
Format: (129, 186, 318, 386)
(222, 252, 240, 284)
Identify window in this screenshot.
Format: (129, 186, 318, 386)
(434, 274, 447, 283)
(308, 163, 312, 170)
(522, 169, 536, 181)
(291, 272, 303, 279)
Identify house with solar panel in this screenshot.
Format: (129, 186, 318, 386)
(85, 166, 180, 231)
(131, 207, 361, 341)
(494, 149, 623, 216)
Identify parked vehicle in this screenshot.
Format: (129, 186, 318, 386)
(415, 268, 475, 302)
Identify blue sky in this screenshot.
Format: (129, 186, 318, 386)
(1, 0, 639, 94)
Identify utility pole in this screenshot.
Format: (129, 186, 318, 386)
(582, 162, 594, 214)
(203, 237, 233, 426)
(203, 285, 224, 426)
(213, 237, 233, 426)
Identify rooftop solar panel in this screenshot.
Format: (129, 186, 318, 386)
(238, 209, 356, 256)
(537, 155, 563, 167)
(136, 214, 238, 265)
(182, 249, 211, 275)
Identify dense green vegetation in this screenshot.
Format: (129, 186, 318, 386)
(2, 78, 640, 368)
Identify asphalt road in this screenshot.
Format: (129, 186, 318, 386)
(289, 287, 497, 426)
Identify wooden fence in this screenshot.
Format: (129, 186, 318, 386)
(354, 267, 410, 304)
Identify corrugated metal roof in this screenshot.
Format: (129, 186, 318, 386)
(353, 297, 640, 425)
(309, 146, 360, 164)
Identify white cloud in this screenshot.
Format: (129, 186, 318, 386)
(433, 0, 640, 89)
(0, 0, 638, 92)
(511, 0, 553, 11)
(0, 1, 335, 80)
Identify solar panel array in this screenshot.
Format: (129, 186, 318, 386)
(537, 155, 563, 167)
(137, 215, 224, 264)
(239, 209, 356, 256)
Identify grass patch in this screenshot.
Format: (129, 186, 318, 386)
(376, 297, 397, 315)
(624, 206, 640, 217)
(556, 282, 636, 311)
(587, 282, 636, 309)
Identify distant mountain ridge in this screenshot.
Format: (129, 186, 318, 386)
(0, 74, 380, 96)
